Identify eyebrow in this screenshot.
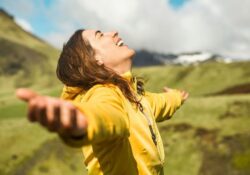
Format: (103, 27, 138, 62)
(95, 30, 101, 38)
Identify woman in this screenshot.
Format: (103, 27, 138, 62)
(16, 29, 188, 175)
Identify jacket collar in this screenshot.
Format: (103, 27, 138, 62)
(121, 71, 137, 93)
(61, 71, 137, 100)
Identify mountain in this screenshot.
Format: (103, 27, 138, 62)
(133, 50, 249, 67)
(1, 9, 250, 175)
(0, 8, 59, 90)
(132, 49, 165, 67)
(1, 59, 250, 175)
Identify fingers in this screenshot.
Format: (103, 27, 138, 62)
(26, 96, 87, 137)
(16, 88, 38, 102)
(76, 110, 88, 129)
(16, 88, 88, 137)
(163, 86, 189, 104)
(179, 90, 189, 104)
(28, 98, 38, 122)
(182, 91, 189, 100)
(70, 110, 88, 137)
(46, 99, 60, 132)
(163, 87, 171, 92)
(60, 102, 75, 132)
(36, 99, 47, 126)
(59, 103, 87, 137)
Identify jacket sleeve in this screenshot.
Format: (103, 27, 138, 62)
(60, 86, 129, 147)
(144, 89, 183, 122)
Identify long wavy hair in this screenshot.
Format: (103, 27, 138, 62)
(56, 29, 144, 109)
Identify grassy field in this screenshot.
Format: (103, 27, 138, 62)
(1, 61, 250, 175)
(0, 9, 60, 95)
(160, 94, 250, 175)
(133, 61, 250, 96)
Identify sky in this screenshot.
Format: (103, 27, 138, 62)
(0, 0, 250, 59)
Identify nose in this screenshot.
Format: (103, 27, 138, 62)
(112, 31, 118, 37)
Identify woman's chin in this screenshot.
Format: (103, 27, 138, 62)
(128, 48, 136, 58)
(119, 47, 135, 60)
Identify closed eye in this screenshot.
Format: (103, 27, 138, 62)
(95, 30, 103, 39)
(97, 31, 103, 38)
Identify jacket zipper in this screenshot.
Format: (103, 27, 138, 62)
(133, 77, 157, 146)
(139, 105, 157, 146)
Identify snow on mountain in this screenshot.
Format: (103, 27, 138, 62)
(174, 52, 214, 64)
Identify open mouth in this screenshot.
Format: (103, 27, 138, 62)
(116, 39, 124, 47)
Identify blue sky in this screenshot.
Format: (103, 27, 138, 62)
(0, 0, 187, 40)
(0, 0, 59, 37)
(169, 0, 189, 9)
(0, 0, 250, 59)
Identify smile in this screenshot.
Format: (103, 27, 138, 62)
(116, 39, 124, 47)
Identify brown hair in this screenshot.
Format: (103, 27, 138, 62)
(56, 29, 144, 109)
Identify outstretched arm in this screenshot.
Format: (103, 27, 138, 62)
(16, 88, 88, 146)
(144, 86, 189, 122)
(163, 87, 189, 104)
(16, 86, 129, 147)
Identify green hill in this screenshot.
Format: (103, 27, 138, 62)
(0, 9, 59, 92)
(133, 61, 250, 96)
(1, 61, 250, 175)
(0, 8, 250, 175)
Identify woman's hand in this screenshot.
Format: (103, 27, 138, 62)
(16, 88, 88, 138)
(163, 87, 189, 104)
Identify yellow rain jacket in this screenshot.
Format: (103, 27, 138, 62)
(60, 71, 183, 175)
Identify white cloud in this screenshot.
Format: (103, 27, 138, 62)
(0, 0, 35, 18)
(15, 17, 33, 32)
(44, 32, 73, 49)
(3, 0, 250, 58)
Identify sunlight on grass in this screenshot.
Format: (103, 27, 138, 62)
(1, 61, 250, 174)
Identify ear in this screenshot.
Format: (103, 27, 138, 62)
(95, 54, 104, 66)
(96, 59, 104, 66)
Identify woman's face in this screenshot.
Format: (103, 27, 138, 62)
(82, 29, 135, 74)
